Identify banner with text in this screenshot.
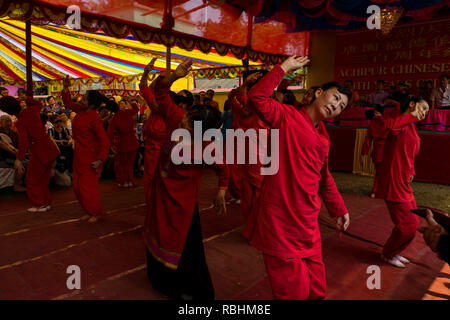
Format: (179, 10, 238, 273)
(334, 19, 450, 97)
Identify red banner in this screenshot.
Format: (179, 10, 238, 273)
(334, 19, 450, 98)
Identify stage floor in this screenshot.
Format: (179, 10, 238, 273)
(0, 170, 448, 300)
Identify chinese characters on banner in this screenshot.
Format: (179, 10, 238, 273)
(334, 19, 450, 97)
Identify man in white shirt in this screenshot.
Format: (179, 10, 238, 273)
(430, 74, 450, 109)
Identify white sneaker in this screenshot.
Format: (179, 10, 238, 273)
(124, 182, 130, 187)
(370, 193, 376, 198)
(395, 255, 410, 264)
(381, 255, 406, 268)
(37, 205, 51, 212)
(27, 205, 50, 213)
(235, 199, 241, 204)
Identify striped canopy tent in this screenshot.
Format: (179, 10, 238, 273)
(0, 0, 311, 93)
(0, 18, 266, 92)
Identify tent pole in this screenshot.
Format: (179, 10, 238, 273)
(26, 19, 33, 97)
(166, 45, 171, 71)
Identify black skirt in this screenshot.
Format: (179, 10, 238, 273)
(146, 205, 215, 300)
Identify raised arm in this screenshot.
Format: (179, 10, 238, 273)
(62, 76, 84, 114)
(140, 57, 157, 90)
(248, 56, 309, 128)
(153, 60, 193, 132)
(384, 113, 419, 132)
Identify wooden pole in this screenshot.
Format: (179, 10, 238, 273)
(25, 19, 33, 96)
(166, 45, 171, 71)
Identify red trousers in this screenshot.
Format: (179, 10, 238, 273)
(228, 164, 241, 199)
(241, 180, 261, 240)
(114, 150, 137, 184)
(382, 200, 419, 258)
(371, 161, 381, 194)
(26, 154, 53, 207)
(263, 253, 326, 300)
(73, 166, 103, 216)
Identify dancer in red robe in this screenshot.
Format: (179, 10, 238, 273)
(4, 95, 60, 212)
(227, 70, 271, 240)
(143, 60, 229, 300)
(62, 76, 112, 223)
(247, 56, 351, 300)
(375, 96, 429, 267)
(107, 98, 139, 187)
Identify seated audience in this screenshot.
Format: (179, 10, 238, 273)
(430, 74, 450, 109)
(0, 114, 26, 191)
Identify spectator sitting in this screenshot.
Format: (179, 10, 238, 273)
(48, 115, 74, 174)
(430, 74, 450, 109)
(0, 114, 26, 192)
(43, 95, 63, 117)
(0, 87, 8, 97)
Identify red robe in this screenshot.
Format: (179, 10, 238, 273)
(62, 91, 110, 216)
(375, 113, 419, 202)
(230, 88, 270, 240)
(361, 115, 387, 194)
(247, 65, 348, 299)
(16, 97, 60, 206)
(107, 103, 139, 184)
(143, 76, 229, 270)
(140, 85, 167, 201)
(375, 112, 421, 257)
(247, 64, 348, 259)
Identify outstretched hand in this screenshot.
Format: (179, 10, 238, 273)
(418, 209, 447, 252)
(336, 213, 350, 234)
(280, 56, 310, 74)
(145, 57, 158, 73)
(214, 189, 227, 215)
(174, 59, 193, 79)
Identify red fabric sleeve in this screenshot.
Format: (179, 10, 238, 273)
(236, 88, 249, 106)
(248, 64, 287, 129)
(62, 90, 84, 114)
(385, 113, 417, 134)
(278, 78, 289, 91)
(153, 76, 186, 133)
(319, 159, 348, 218)
(15, 121, 28, 161)
(140, 85, 155, 109)
(92, 118, 110, 162)
(25, 97, 43, 113)
(214, 161, 229, 190)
